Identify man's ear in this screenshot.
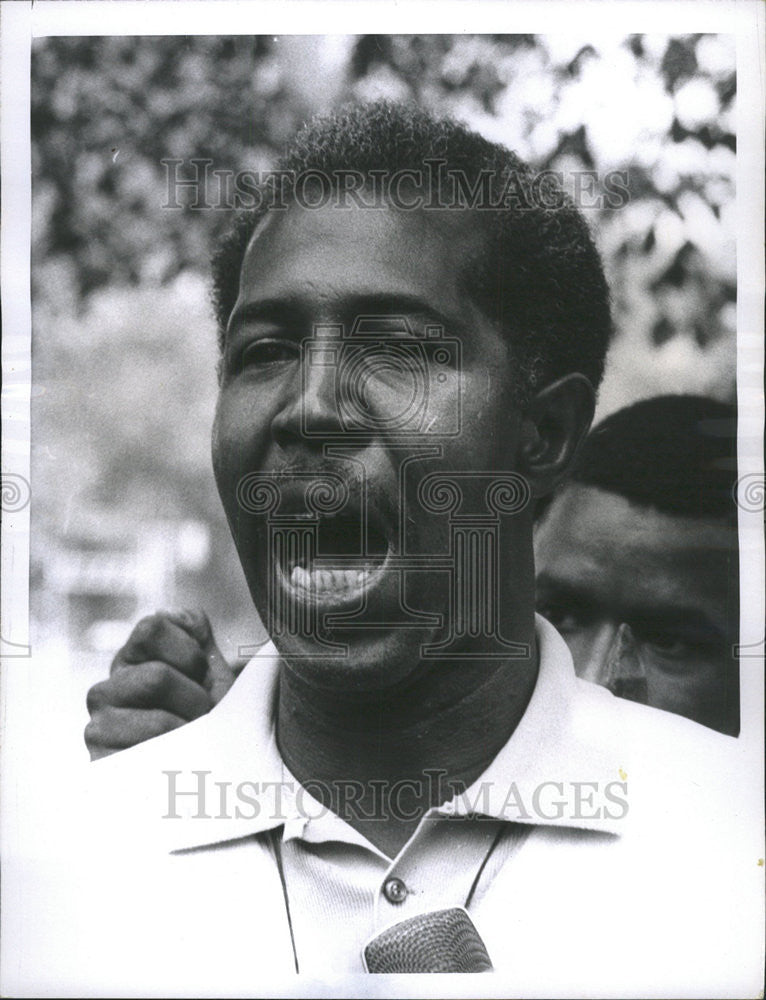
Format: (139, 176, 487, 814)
(517, 373, 595, 498)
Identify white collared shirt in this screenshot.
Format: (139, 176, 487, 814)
(6, 617, 763, 997)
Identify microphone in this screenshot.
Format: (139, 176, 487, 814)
(362, 907, 493, 973)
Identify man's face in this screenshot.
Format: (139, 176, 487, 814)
(534, 482, 739, 735)
(212, 198, 529, 692)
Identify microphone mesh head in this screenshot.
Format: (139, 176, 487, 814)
(363, 907, 493, 973)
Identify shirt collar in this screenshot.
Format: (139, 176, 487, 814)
(129, 616, 624, 853)
(435, 615, 625, 833)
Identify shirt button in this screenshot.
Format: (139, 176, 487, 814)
(383, 877, 408, 904)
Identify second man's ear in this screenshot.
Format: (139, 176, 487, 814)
(517, 373, 595, 498)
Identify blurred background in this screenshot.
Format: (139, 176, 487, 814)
(30, 33, 736, 700)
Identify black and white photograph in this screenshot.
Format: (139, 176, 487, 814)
(1, 1, 764, 996)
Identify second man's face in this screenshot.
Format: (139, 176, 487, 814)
(534, 483, 739, 735)
(212, 197, 530, 693)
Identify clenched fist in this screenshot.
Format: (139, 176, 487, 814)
(85, 610, 236, 761)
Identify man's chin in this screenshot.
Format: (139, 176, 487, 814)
(272, 626, 434, 697)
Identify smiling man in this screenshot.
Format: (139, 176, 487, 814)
(202, 118, 598, 857)
(47, 103, 758, 993)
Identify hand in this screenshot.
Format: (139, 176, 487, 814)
(84, 609, 236, 761)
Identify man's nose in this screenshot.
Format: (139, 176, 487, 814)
(271, 348, 342, 448)
(601, 623, 648, 705)
(575, 623, 619, 685)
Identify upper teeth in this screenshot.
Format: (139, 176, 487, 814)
(290, 565, 369, 592)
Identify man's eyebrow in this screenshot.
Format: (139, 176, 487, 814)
(535, 573, 591, 602)
(226, 298, 306, 337)
(534, 575, 602, 617)
(337, 293, 468, 335)
(226, 293, 467, 339)
(627, 606, 724, 639)
(535, 574, 724, 638)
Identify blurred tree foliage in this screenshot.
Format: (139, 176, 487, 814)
(34, 36, 277, 296)
(32, 33, 736, 350)
(31, 34, 737, 640)
(347, 34, 736, 356)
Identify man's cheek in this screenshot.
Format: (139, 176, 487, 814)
(556, 630, 593, 676)
(210, 404, 232, 486)
(646, 661, 719, 715)
(212, 405, 257, 492)
(210, 441, 236, 520)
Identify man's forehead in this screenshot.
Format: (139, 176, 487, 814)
(540, 482, 736, 549)
(535, 483, 737, 606)
(238, 199, 491, 304)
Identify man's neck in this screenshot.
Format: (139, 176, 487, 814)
(276, 621, 539, 857)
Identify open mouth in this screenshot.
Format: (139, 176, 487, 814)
(276, 512, 392, 603)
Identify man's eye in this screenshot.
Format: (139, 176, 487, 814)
(632, 626, 702, 661)
(632, 619, 724, 661)
(640, 633, 690, 658)
(241, 339, 299, 369)
(536, 602, 587, 633)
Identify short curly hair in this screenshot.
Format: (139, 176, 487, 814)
(569, 395, 738, 522)
(211, 100, 612, 400)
